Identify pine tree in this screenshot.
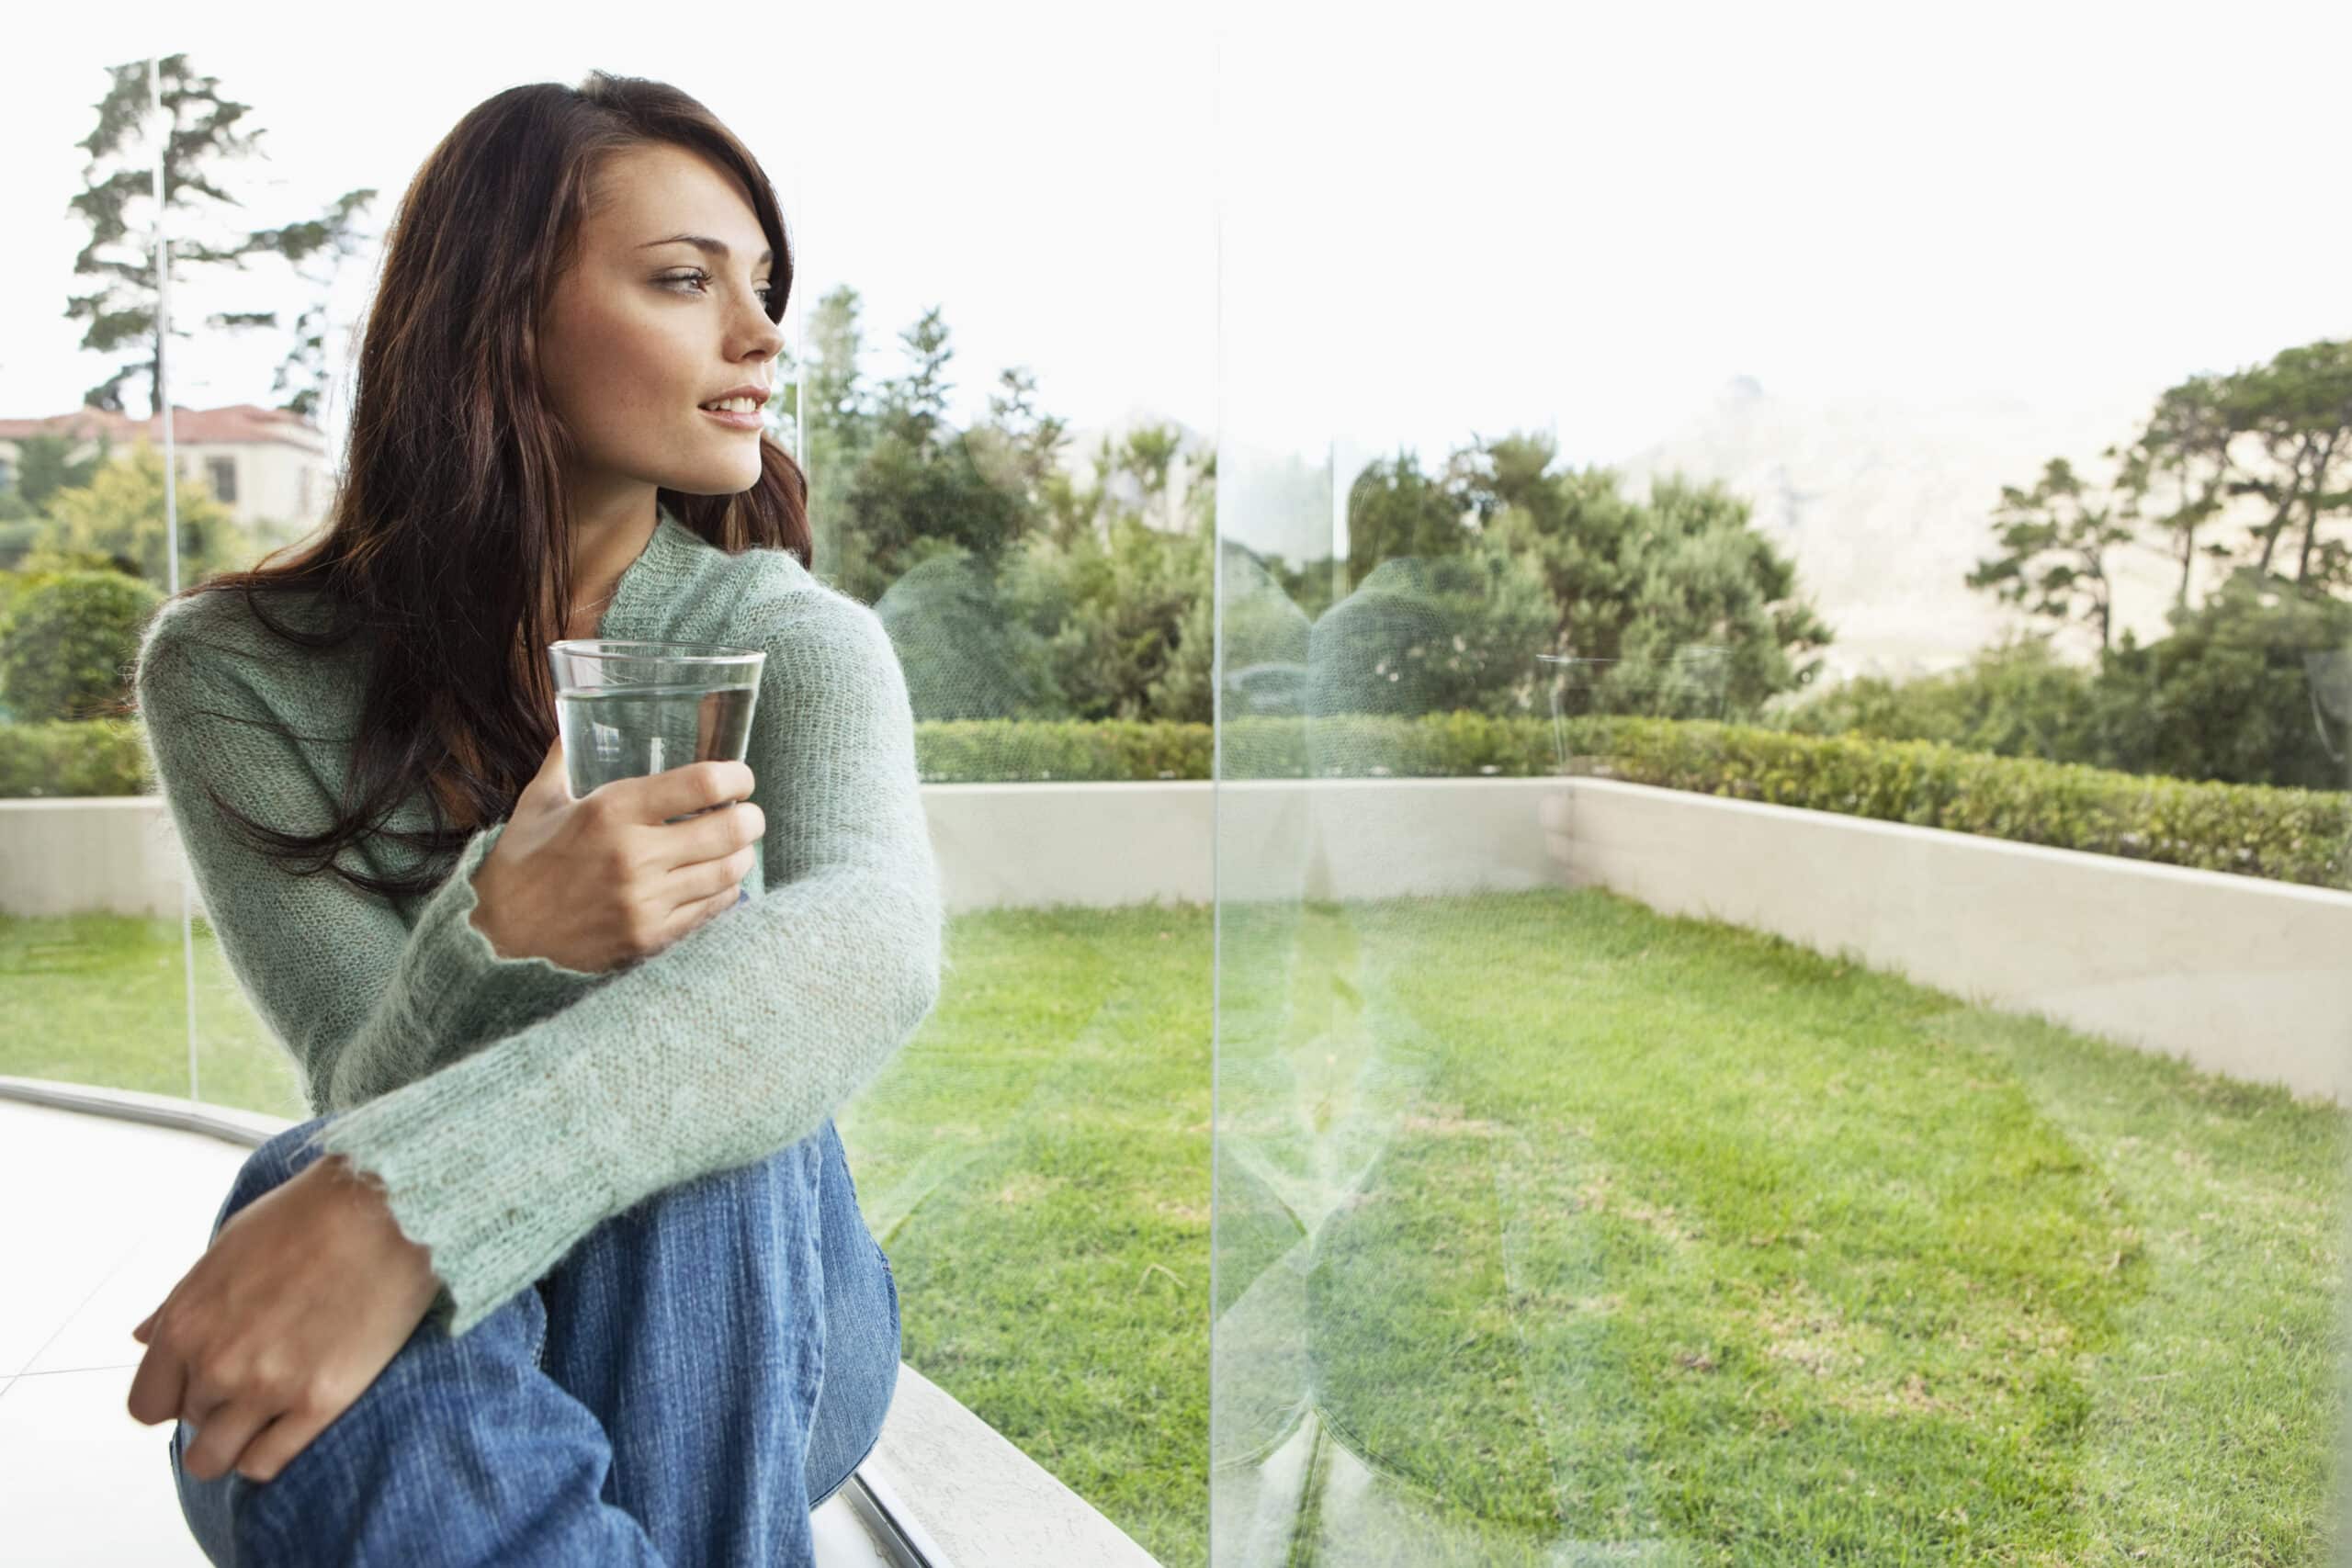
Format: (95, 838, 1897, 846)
(64, 53, 375, 419)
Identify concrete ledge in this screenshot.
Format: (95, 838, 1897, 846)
(862, 1362, 1161, 1568)
(0, 1074, 292, 1148)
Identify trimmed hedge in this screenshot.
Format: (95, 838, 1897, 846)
(0, 719, 156, 799)
(1565, 717, 2351, 892)
(6, 713, 2346, 890)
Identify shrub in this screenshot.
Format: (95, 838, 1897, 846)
(0, 570, 164, 723)
(0, 717, 153, 796)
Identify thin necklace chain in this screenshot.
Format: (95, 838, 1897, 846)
(571, 573, 622, 623)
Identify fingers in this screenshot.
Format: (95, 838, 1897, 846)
(220, 1408, 317, 1486)
(124, 1333, 187, 1427)
(650, 868, 753, 955)
(663, 845, 756, 917)
(180, 1400, 281, 1483)
(697, 884, 747, 925)
(652, 800, 764, 874)
(633, 759, 755, 826)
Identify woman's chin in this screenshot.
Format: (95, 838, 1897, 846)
(662, 460, 765, 498)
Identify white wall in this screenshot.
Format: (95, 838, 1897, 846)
(6, 780, 2346, 1102)
(1542, 780, 2352, 1105)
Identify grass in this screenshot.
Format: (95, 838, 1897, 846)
(4, 891, 2346, 1565)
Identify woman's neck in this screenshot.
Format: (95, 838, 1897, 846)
(552, 491, 662, 639)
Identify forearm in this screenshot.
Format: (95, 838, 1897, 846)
(303, 853, 940, 1337)
(314, 823, 611, 1114)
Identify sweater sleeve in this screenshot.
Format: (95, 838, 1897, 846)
(133, 612, 612, 1116)
(299, 588, 944, 1337)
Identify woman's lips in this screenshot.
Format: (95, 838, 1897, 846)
(698, 406, 763, 431)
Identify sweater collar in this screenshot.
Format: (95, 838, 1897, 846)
(597, 504, 698, 639)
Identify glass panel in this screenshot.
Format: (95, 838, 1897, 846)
(12, 35, 1217, 1558)
(787, 25, 1216, 1555)
(0, 51, 225, 1106)
(1212, 15, 2352, 1566)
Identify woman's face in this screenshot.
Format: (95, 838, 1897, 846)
(538, 141, 785, 507)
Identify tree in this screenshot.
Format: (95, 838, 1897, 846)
(1306, 541, 1559, 719)
(970, 366, 1070, 505)
(1119, 422, 1186, 532)
(263, 188, 377, 419)
(1968, 457, 2137, 652)
(1465, 433, 1830, 716)
(2229, 340, 2352, 586)
(1153, 539, 1314, 727)
(1775, 634, 2104, 765)
(876, 305, 954, 452)
(2091, 569, 2352, 791)
(2113, 373, 2239, 610)
(805, 299, 1042, 604)
(786, 285, 876, 589)
(999, 513, 1209, 722)
(66, 54, 374, 418)
(970, 366, 1095, 547)
(4, 431, 115, 513)
(1345, 451, 1472, 582)
(24, 444, 254, 588)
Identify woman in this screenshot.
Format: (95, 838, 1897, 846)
(124, 71, 942, 1566)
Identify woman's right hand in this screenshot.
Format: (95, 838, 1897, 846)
(468, 736, 765, 975)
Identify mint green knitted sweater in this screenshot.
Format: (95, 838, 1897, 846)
(132, 509, 944, 1337)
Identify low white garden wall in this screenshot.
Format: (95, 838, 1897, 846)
(1542, 779, 2352, 1106)
(6, 780, 2346, 1101)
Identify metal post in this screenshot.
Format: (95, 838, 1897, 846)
(148, 54, 198, 1106)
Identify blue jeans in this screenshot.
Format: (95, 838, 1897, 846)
(168, 1111, 899, 1566)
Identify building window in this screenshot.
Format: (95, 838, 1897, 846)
(206, 456, 237, 504)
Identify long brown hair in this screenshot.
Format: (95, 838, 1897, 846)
(144, 70, 809, 902)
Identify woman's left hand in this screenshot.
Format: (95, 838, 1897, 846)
(125, 1153, 443, 1483)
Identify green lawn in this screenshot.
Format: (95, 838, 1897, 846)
(5, 892, 2346, 1565)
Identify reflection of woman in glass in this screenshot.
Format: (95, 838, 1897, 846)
(125, 72, 941, 1563)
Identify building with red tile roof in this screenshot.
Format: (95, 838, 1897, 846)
(0, 403, 332, 541)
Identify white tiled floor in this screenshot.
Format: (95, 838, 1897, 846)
(0, 1098, 251, 1565)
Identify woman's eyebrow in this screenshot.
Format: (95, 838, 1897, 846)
(639, 233, 775, 266)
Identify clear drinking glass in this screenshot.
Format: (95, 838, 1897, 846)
(547, 639, 767, 905)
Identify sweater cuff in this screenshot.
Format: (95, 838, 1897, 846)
(409, 821, 605, 1043)
(301, 1034, 622, 1339)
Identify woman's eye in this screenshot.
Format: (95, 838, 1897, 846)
(660, 271, 775, 304)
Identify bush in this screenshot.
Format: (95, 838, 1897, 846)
(2091, 572, 2352, 792)
(1305, 548, 1559, 719)
(1775, 578, 2352, 794)
(915, 719, 1213, 782)
(0, 570, 164, 723)
(875, 549, 1068, 721)
(1575, 716, 2349, 889)
(0, 717, 153, 796)
(1772, 636, 2104, 761)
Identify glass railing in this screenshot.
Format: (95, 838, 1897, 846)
(7, 25, 2351, 1568)
(1207, 20, 2352, 1566)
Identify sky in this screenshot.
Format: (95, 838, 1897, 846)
(6, 0, 2347, 513)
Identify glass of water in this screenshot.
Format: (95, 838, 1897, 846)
(548, 638, 767, 902)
